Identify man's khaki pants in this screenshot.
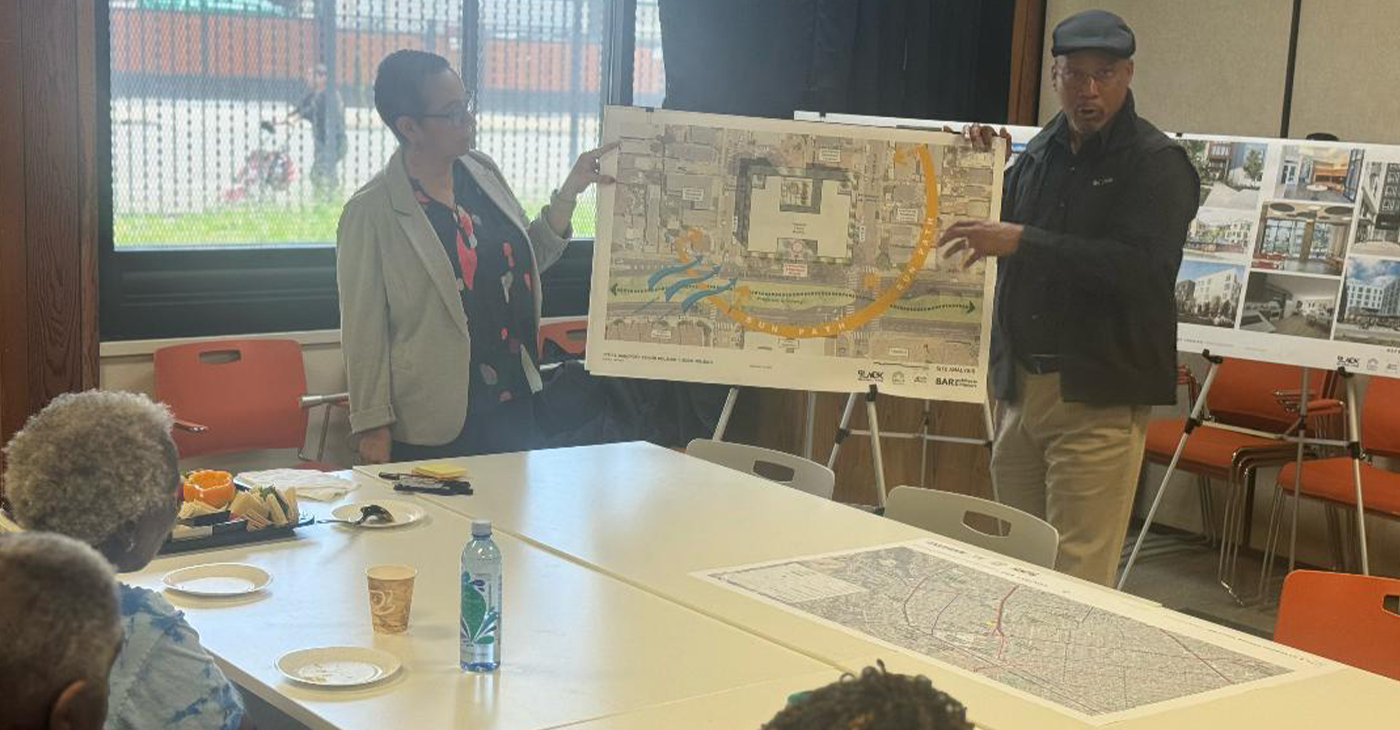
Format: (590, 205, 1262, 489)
(992, 368, 1151, 586)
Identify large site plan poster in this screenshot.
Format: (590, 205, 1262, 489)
(586, 106, 1003, 401)
(698, 537, 1335, 726)
(801, 111, 1400, 377)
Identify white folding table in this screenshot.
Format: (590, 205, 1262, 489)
(352, 442, 1400, 730)
(124, 483, 827, 730)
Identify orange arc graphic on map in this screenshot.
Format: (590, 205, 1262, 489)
(682, 143, 940, 339)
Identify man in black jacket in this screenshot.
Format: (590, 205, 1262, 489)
(939, 10, 1199, 586)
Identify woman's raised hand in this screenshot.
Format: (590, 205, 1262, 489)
(558, 142, 620, 199)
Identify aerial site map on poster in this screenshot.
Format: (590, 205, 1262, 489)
(585, 106, 1002, 401)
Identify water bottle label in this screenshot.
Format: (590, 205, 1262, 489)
(460, 573, 497, 646)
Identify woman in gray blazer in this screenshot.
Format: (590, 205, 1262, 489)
(337, 50, 614, 463)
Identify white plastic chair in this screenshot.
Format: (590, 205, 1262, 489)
(685, 438, 836, 500)
(884, 486, 1059, 568)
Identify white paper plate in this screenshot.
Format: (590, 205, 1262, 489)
(330, 500, 425, 529)
(277, 646, 402, 688)
(162, 563, 272, 597)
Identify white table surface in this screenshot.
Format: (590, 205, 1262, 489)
(351, 445, 1151, 664)
(555, 670, 844, 729)
(124, 481, 827, 730)
(354, 442, 1400, 730)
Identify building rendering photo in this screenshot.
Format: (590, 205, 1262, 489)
(1240, 271, 1341, 339)
(1186, 207, 1254, 259)
(1252, 200, 1354, 275)
(1352, 159, 1400, 256)
(1273, 144, 1365, 203)
(1175, 260, 1245, 327)
(1181, 138, 1266, 210)
(1335, 256, 1400, 345)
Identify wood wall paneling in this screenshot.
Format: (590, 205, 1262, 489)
(1007, 0, 1046, 125)
(21, 0, 91, 402)
(78, 0, 99, 388)
(0, 0, 29, 451)
(0, 0, 100, 489)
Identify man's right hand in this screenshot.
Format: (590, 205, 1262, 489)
(960, 124, 1013, 163)
(357, 426, 392, 464)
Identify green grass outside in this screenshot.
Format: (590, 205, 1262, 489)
(115, 197, 598, 247)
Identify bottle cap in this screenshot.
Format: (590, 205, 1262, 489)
(471, 519, 492, 538)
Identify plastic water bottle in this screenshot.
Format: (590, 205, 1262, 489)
(460, 519, 502, 672)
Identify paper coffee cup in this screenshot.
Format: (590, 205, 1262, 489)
(366, 564, 417, 634)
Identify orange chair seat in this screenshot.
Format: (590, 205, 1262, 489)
(1278, 459, 1400, 517)
(1145, 418, 1292, 474)
(1275, 570, 1400, 681)
(538, 319, 587, 357)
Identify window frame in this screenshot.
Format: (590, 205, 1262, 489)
(99, 0, 637, 342)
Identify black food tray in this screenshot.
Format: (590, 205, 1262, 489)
(160, 516, 314, 555)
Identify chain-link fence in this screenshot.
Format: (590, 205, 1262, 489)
(634, 0, 663, 108)
(110, 0, 663, 249)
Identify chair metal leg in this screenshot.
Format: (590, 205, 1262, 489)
(1340, 503, 1363, 574)
(297, 402, 338, 464)
(1256, 483, 1289, 602)
(1217, 475, 1239, 585)
(1323, 503, 1344, 571)
(1198, 476, 1217, 545)
(1287, 369, 1310, 575)
(315, 405, 333, 462)
(1239, 473, 1257, 548)
(1219, 469, 1258, 604)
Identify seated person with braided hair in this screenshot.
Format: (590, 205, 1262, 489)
(762, 662, 973, 730)
(0, 531, 123, 730)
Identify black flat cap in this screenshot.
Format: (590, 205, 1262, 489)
(1051, 9, 1135, 58)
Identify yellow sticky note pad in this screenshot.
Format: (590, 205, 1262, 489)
(412, 461, 469, 479)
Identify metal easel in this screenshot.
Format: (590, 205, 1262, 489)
(1257, 368, 1370, 598)
(1118, 351, 1227, 591)
(714, 384, 996, 510)
(824, 386, 997, 509)
(1119, 353, 1357, 598)
(826, 386, 892, 507)
(712, 386, 742, 441)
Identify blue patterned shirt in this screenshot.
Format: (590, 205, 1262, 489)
(106, 584, 244, 730)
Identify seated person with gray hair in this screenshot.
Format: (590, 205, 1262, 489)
(3, 391, 249, 730)
(0, 532, 122, 730)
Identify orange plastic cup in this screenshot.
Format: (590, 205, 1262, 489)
(183, 469, 235, 508)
